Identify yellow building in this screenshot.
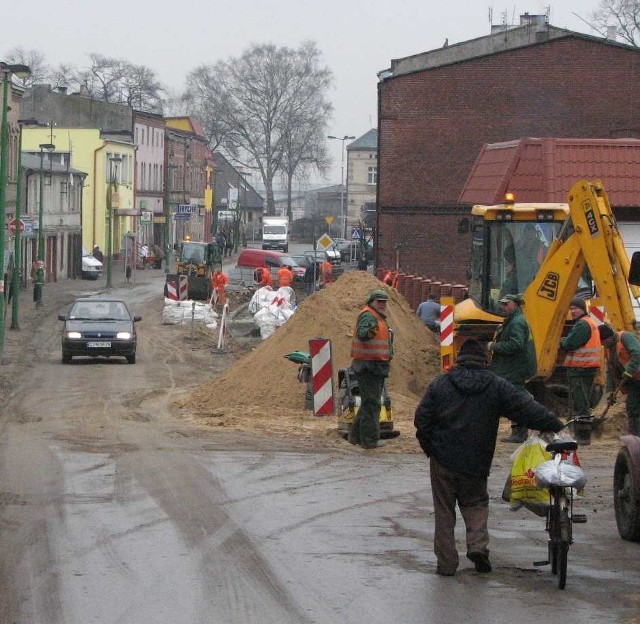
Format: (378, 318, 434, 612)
(21, 128, 136, 254)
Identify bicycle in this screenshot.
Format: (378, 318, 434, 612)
(533, 419, 588, 589)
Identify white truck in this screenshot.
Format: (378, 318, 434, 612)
(262, 216, 289, 252)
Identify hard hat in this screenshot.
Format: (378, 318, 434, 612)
(367, 288, 389, 304)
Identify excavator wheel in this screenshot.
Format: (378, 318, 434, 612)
(614, 446, 640, 541)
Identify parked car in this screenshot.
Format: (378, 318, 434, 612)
(302, 250, 344, 278)
(81, 249, 103, 280)
(337, 240, 374, 262)
(58, 297, 141, 364)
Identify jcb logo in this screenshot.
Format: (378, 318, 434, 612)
(582, 199, 599, 237)
(537, 272, 560, 300)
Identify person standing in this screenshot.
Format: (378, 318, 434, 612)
(416, 293, 441, 333)
(92, 245, 104, 263)
(277, 265, 294, 288)
(487, 294, 537, 443)
(215, 231, 226, 258)
(559, 297, 601, 445)
(320, 258, 333, 287)
(414, 339, 563, 577)
(211, 269, 230, 307)
(598, 324, 640, 436)
(349, 289, 393, 449)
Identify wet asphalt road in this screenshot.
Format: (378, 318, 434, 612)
(0, 256, 638, 623)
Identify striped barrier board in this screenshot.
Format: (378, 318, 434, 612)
(309, 338, 334, 416)
(590, 305, 606, 326)
(166, 275, 189, 301)
(440, 297, 455, 371)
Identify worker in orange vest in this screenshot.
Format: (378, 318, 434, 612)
(211, 269, 230, 306)
(277, 265, 294, 288)
(320, 259, 333, 287)
(255, 266, 273, 288)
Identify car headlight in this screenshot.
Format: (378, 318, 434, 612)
(67, 331, 82, 339)
(116, 332, 132, 339)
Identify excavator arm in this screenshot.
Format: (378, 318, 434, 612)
(523, 180, 640, 378)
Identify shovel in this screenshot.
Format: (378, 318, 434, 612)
(593, 378, 628, 427)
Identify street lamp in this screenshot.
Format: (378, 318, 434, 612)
(0, 62, 30, 352)
(35, 142, 55, 308)
(327, 134, 355, 239)
(106, 156, 122, 288)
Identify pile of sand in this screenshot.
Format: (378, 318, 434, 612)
(178, 271, 442, 450)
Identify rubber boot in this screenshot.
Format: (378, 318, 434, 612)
(573, 416, 592, 446)
(501, 425, 527, 443)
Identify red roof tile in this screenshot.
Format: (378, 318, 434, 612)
(459, 137, 640, 206)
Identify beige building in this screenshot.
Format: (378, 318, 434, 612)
(346, 128, 377, 230)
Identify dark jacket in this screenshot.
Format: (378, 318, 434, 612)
(490, 307, 537, 385)
(414, 363, 563, 477)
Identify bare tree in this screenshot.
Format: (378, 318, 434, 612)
(47, 63, 77, 91)
(75, 54, 164, 111)
(586, 0, 640, 45)
(184, 41, 333, 214)
(5, 47, 48, 87)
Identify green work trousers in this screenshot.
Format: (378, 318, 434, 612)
(566, 367, 598, 417)
(350, 371, 384, 448)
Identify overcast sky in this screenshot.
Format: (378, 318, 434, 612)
(4, 1, 598, 187)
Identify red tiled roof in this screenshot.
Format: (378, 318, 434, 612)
(459, 137, 640, 206)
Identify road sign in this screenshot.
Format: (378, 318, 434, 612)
(217, 210, 235, 221)
(177, 204, 198, 214)
(325, 216, 334, 226)
(316, 234, 334, 251)
(140, 211, 153, 224)
(8, 219, 25, 235)
(173, 213, 191, 221)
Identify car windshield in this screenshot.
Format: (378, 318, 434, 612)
(70, 301, 130, 320)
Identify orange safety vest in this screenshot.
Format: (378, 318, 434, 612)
(564, 316, 602, 368)
(350, 305, 391, 361)
(321, 261, 333, 283)
(278, 267, 293, 287)
(615, 332, 640, 387)
(256, 267, 273, 287)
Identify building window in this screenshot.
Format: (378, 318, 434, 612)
(367, 166, 378, 185)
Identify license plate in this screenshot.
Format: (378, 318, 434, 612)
(87, 341, 111, 348)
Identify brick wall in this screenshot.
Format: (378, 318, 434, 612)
(377, 36, 640, 282)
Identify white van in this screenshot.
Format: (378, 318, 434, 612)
(82, 249, 103, 280)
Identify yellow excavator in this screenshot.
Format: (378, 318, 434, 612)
(441, 179, 640, 541)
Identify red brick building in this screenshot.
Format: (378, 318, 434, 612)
(377, 16, 640, 283)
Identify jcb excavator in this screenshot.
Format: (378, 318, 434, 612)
(441, 179, 640, 541)
(165, 238, 222, 300)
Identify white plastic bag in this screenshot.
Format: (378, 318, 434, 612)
(536, 455, 587, 489)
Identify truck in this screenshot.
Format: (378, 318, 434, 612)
(262, 216, 289, 252)
(442, 179, 640, 540)
(165, 238, 222, 300)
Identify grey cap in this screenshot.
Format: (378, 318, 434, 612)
(498, 294, 523, 304)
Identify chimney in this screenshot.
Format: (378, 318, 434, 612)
(607, 25, 617, 40)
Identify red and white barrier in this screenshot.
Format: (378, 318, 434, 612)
(166, 275, 189, 301)
(440, 302, 454, 347)
(309, 338, 334, 416)
(217, 302, 229, 350)
(590, 305, 606, 326)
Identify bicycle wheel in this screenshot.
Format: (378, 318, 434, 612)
(548, 492, 561, 575)
(557, 541, 569, 589)
(557, 505, 571, 589)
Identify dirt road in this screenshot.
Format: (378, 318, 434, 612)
(0, 268, 638, 623)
